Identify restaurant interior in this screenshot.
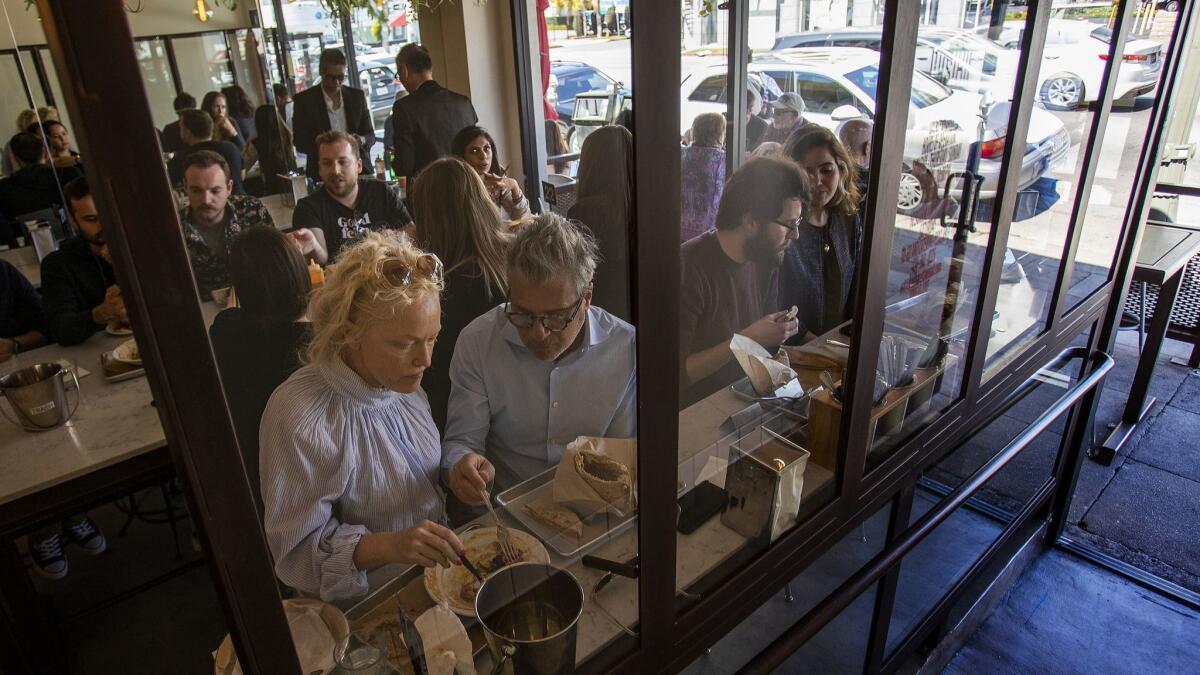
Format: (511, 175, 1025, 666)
(1, 0, 1199, 673)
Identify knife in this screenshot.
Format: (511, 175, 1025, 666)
(459, 551, 485, 583)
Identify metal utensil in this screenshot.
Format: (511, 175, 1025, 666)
(481, 488, 520, 564)
(591, 573, 638, 638)
(460, 553, 485, 583)
(819, 370, 839, 402)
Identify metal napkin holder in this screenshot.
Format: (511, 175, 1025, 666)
(721, 419, 811, 544)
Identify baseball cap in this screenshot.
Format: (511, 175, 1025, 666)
(775, 92, 807, 116)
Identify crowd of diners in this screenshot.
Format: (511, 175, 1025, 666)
(0, 43, 873, 602)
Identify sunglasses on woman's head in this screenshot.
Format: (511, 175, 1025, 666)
(377, 253, 444, 287)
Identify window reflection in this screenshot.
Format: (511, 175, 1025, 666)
(1065, 7, 1179, 311)
(868, 3, 1028, 465)
(985, 0, 1168, 375)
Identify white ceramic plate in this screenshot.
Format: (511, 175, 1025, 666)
(110, 338, 142, 366)
(105, 321, 133, 337)
(423, 527, 549, 617)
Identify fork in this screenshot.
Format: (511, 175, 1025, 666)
(481, 488, 520, 564)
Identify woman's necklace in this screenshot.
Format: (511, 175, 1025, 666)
(806, 215, 833, 253)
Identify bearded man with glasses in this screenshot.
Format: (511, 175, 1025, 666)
(679, 156, 810, 407)
(441, 213, 636, 509)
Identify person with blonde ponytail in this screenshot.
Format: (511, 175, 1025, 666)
(258, 230, 493, 603)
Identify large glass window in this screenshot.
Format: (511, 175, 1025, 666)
(0, 54, 30, 143)
(1065, 7, 1183, 308)
(173, 33, 235, 97)
(988, 0, 1168, 373)
(869, 3, 1026, 466)
(135, 39, 179, 130)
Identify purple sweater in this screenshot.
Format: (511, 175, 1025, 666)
(680, 145, 725, 243)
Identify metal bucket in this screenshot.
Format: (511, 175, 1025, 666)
(476, 562, 584, 675)
(0, 363, 80, 431)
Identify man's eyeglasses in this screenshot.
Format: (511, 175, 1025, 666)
(377, 253, 444, 287)
(505, 292, 585, 332)
(773, 216, 802, 233)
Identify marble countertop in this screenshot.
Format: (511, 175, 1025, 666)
(0, 332, 163, 506)
(0, 303, 222, 507)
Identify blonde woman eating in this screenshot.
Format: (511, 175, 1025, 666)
(259, 231, 494, 603)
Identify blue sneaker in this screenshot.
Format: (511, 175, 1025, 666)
(30, 533, 68, 580)
(64, 517, 107, 555)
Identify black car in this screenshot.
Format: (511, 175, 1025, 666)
(549, 61, 620, 123)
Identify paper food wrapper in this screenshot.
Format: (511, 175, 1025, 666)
(416, 605, 476, 675)
(731, 334, 798, 396)
(552, 436, 638, 517)
(770, 458, 805, 540)
(217, 604, 336, 675)
(288, 608, 336, 675)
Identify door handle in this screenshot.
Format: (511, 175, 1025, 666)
(941, 171, 970, 229)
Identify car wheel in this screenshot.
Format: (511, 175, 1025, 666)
(568, 126, 584, 153)
(1040, 75, 1085, 111)
(1163, 1, 1180, 12)
(897, 171, 924, 214)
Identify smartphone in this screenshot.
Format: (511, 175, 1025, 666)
(677, 481, 728, 535)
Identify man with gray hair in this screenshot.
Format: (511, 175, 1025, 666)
(762, 92, 808, 146)
(442, 213, 637, 502)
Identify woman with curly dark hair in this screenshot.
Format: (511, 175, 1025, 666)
(779, 124, 862, 342)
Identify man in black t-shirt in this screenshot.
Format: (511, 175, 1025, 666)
(292, 130, 413, 264)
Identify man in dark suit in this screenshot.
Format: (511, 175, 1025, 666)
(391, 43, 478, 184)
(161, 92, 196, 155)
(292, 48, 375, 181)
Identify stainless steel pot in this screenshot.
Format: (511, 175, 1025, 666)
(475, 562, 584, 675)
(0, 363, 80, 431)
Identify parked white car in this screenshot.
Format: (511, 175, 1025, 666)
(983, 19, 1163, 107)
(772, 24, 1162, 110)
(680, 48, 1071, 211)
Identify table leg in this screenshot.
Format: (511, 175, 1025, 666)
(0, 535, 64, 674)
(1170, 325, 1200, 369)
(1094, 272, 1184, 465)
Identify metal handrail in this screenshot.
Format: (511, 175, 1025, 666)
(547, 151, 582, 164)
(1154, 181, 1200, 199)
(738, 347, 1114, 674)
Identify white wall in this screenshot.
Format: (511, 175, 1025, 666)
(0, 0, 253, 49)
